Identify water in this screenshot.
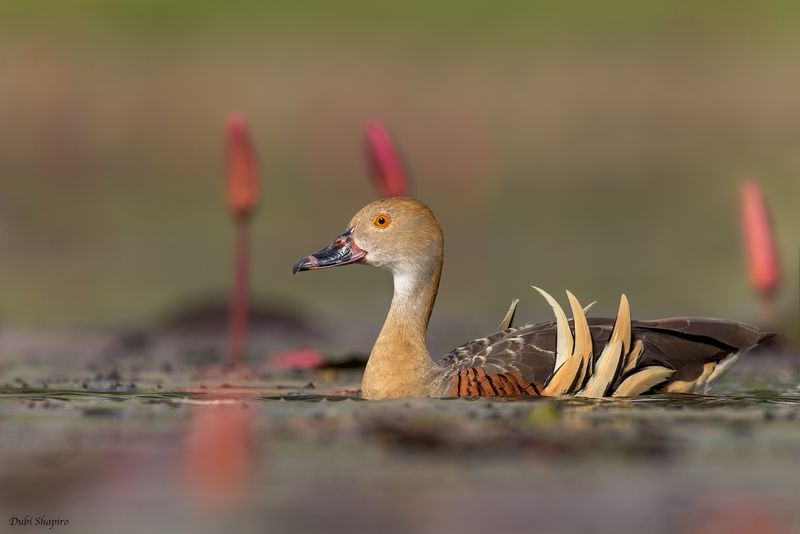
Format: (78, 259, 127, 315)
(1, 355, 799, 534)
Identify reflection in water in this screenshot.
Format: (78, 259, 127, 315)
(1, 369, 800, 532)
(183, 392, 259, 513)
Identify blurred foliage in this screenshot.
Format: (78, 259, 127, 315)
(3, 0, 800, 40)
(0, 0, 797, 349)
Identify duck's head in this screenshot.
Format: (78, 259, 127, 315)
(292, 197, 443, 276)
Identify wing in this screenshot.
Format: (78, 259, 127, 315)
(438, 321, 558, 388)
(437, 289, 772, 398)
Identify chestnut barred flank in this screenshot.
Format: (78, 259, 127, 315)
(453, 367, 540, 397)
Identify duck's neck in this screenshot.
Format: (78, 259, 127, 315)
(361, 259, 442, 399)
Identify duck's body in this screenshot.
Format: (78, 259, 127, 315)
(293, 197, 773, 399)
(431, 315, 766, 397)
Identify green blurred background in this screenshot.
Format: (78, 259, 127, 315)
(0, 1, 797, 351)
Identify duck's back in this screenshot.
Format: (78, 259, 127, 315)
(435, 316, 771, 397)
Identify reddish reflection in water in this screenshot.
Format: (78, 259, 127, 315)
(183, 398, 257, 513)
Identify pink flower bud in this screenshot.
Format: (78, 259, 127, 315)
(740, 180, 780, 296)
(225, 113, 259, 218)
(365, 121, 409, 197)
(268, 348, 325, 371)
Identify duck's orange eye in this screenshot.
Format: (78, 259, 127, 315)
(372, 213, 391, 229)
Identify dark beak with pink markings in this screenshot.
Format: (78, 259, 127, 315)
(292, 229, 367, 274)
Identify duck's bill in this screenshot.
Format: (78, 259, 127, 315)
(292, 229, 367, 274)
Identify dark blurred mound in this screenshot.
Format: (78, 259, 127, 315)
(157, 294, 318, 337)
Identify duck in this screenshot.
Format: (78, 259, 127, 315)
(292, 197, 774, 400)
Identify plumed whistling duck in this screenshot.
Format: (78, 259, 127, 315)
(293, 197, 774, 400)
